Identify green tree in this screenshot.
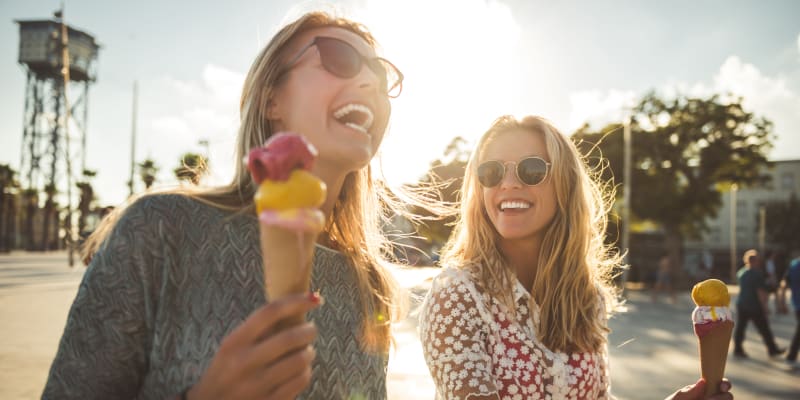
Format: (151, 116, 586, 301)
(410, 136, 471, 245)
(763, 194, 800, 252)
(574, 93, 773, 279)
(138, 159, 159, 189)
(174, 152, 208, 185)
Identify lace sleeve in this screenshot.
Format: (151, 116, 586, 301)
(419, 270, 499, 400)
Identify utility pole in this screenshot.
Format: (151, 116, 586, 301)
(758, 206, 766, 253)
(59, 3, 75, 267)
(619, 114, 632, 292)
(129, 81, 138, 197)
(730, 184, 738, 282)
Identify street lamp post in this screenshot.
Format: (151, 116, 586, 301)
(730, 184, 738, 282)
(620, 114, 632, 292)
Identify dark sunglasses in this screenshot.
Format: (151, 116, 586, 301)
(477, 157, 551, 188)
(281, 36, 404, 98)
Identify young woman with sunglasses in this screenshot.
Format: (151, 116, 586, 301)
(419, 115, 733, 399)
(44, 11, 405, 400)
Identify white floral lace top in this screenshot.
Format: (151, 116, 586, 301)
(420, 267, 610, 400)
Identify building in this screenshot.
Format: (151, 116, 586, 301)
(685, 159, 800, 276)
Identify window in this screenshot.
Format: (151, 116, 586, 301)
(782, 172, 795, 191)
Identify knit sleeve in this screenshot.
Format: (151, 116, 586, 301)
(42, 196, 165, 399)
(419, 269, 499, 400)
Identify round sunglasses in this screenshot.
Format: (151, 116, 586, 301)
(281, 36, 404, 98)
(476, 157, 551, 188)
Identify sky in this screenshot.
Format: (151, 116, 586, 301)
(1, 0, 799, 207)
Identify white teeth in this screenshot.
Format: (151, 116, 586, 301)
(333, 103, 374, 134)
(500, 201, 531, 211)
(344, 122, 367, 134)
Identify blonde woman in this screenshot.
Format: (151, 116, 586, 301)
(419, 116, 732, 399)
(44, 11, 404, 400)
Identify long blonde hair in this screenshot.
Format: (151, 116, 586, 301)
(82, 11, 402, 353)
(440, 115, 621, 353)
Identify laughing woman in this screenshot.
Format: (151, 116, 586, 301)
(44, 11, 406, 400)
(419, 115, 732, 400)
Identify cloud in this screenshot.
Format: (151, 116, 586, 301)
(138, 64, 244, 187)
(567, 89, 637, 131)
(711, 56, 800, 160)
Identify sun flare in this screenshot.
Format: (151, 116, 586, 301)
(355, 0, 523, 187)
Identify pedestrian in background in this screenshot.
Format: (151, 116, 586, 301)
(781, 251, 800, 365)
(652, 253, 676, 304)
(733, 249, 785, 358)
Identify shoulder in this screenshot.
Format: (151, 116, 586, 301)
(429, 266, 479, 294)
(120, 193, 236, 230)
(423, 266, 490, 313)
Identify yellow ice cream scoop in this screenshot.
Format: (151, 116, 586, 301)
(255, 169, 327, 213)
(691, 279, 730, 307)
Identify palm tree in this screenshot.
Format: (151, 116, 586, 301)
(138, 159, 159, 189)
(76, 169, 96, 237)
(174, 152, 208, 185)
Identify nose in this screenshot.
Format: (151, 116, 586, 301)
(498, 162, 521, 189)
(355, 63, 381, 93)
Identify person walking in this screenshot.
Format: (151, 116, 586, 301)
(733, 249, 785, 358)
(782, 252, 800, 364)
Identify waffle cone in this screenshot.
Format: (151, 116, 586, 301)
(260, 224, 319, 329)
(697, 320, 733, 398)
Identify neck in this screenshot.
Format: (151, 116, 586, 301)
(500, 235, 542, 291)
(313, 160, 352, 245)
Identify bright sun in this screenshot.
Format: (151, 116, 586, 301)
(353, 0, 523, 187)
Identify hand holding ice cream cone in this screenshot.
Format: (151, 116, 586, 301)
(248, 133, 327, 329)
(691, 279, 734, 399)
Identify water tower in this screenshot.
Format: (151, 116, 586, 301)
(16, 11, 99, 253)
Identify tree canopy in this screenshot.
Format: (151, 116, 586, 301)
(409, 136, 471, 245)
(174, 152, 209, 185)
(574, 92, 773, 240)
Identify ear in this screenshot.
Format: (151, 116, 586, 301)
(266, 98, 280, 120)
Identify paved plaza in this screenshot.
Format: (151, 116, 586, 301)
(1, 252, 798, 399)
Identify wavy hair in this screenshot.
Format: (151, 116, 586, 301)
(82, 11, 402, 354)
(440, 115, 622, 353)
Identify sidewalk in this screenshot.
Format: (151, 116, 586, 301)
(2, 252, 798, 399)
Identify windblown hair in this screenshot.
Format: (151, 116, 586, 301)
(440, 115, 622, 353)
(82, 11, 403, 354)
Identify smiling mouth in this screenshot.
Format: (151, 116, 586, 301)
(499, 200, 532, 212)
(333, 103, 374, 135)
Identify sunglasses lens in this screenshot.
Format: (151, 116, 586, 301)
(317, 38, 362, 78)
(517, 157, 548, 185)
(317, 38, 403, 98)
(477, 161, 504, 187)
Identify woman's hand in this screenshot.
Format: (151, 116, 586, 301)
(187, 292, 322, 400)
(666, 378, 732, 400)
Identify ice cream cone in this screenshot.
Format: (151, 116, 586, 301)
(260, 223, 319, 329)
(697, 320, 733, 398)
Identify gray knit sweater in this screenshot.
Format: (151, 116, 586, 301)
(43, 194, 387, 399)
